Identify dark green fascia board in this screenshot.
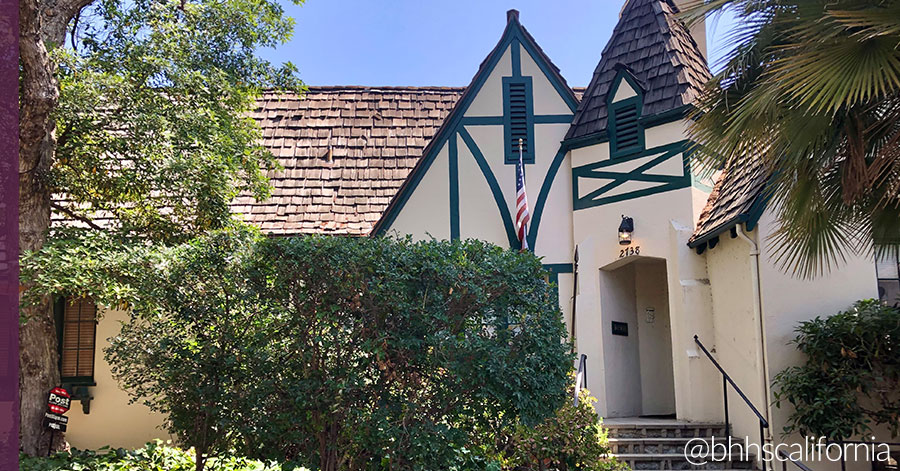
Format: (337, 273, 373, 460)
(687, 215, 749, 249)
(606, 67, 645, 103)
(516, 30, 579, 112)
(372, 16, 578, 236)
(372, 20, 520, 237)
(560, 105, 693, 151)
(686, 196, 767, 250)
(686, 172, 773, 250)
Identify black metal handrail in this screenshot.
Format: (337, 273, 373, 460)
(778, 449, 813, 471)
(693, 335, 769, 446)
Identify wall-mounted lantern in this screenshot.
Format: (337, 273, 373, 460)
(618, 215, 634, 245)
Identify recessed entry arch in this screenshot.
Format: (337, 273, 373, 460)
(597, 255, 676, 418)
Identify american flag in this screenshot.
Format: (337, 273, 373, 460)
(515, 138, 530, 251)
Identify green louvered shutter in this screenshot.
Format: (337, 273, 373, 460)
(503, 77, 534, 164)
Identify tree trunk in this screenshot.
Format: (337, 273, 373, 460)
(18, 0, 88, 454)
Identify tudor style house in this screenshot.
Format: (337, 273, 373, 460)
(58, 1, 892, 469)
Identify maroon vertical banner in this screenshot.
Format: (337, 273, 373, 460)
(0, 0, 20, 465)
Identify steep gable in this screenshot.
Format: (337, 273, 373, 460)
(566, 0, 710, 142)
(372, 10, 579, 240)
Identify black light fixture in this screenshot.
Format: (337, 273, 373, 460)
(618, 215, 634, 245)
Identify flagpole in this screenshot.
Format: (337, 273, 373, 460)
(518, 138, 527, 251)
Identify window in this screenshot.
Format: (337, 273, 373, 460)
(55, 296, 97, 384)
(876, 252, 900, 307)
(609, 98, 644, 158)
(503, 76, 534, 164)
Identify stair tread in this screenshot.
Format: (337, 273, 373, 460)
(614, 453, 753, 459)
(608, 437, 738, 442)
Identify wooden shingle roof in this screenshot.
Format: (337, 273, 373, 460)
(688, 153, 769, 248)
(565, 0, 710, 141)
(234, 86, 464, 236)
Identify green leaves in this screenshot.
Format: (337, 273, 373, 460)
(19, 441, 298, 471)
(773, 299, 900, 439)
(684, 0, 900, 277)
(103, 232, 573, 471)
(52, 0, 303, 244)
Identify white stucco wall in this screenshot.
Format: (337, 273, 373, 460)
(570, 115, 719, 420)
(756, 209, 880, 471)
(387, 144, 451, 241)
(66, 308, 172, 450)
(705, 232, 767, 448)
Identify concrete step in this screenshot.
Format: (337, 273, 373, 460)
(604, 422, 728, 439)
(615, 452, 756, 470)
(608, 437, 754, 454)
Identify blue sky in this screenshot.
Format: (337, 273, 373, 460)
(257, 0, 736, 88)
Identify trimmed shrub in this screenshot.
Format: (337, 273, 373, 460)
(107, 232, 573, 471)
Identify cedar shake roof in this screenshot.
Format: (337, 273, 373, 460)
(688, 155, 769, 247)
(565, 0, 710, 141)
(234, 86, 465, 236)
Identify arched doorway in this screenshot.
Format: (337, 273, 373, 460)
(598, 256, 676, 417)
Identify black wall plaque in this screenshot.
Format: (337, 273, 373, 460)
(611, 321, 628, 336)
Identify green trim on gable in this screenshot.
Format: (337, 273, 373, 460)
(459, 127, 519, 247)
(561, 105, 691, 151)
(519, 39, 579, 113)
(449, 132, 460, 240)
(373, 15, 579, 237)
(572, 141, 690, 210)
(461, 114, 573, 126)
(503, 76, 535, 164)
(526, 145, 567, 250)
(542, 263, 574, 300)
(511, 38, 522, 77)
(607, 70, 646, 159)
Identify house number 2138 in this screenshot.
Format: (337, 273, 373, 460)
(619, 246, 640, 258)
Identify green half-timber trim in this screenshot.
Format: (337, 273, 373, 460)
(461, 114, 574, 126)
(458, 127, 519, 247)
(449, 132, 460, 240)
(561, 105, 692, 151)
(542, 263, 574, 301)
(526, 145, 567, 250)
(572, 141, 690, 210)
(372, 14, 579, 237)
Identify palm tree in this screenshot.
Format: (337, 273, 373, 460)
(683, 0, 900, 277)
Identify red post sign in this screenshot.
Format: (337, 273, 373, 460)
(47, 387, 70, 415)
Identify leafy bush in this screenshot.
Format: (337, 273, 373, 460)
(506, 388, 625, 471)
(773, 299, 900, 440)
(107, 231, 573, 471)
(19, 441, 294, 471)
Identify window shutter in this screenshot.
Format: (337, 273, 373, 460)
(503, 77, 534, 164)
(610, 100, 644, 157)
(61, 297, 97, 381)
(508, 82, 528, 155)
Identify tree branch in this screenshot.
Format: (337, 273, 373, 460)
(50, 201, 103, 230)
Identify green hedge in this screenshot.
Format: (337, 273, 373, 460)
(19, 441, 300, 471)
